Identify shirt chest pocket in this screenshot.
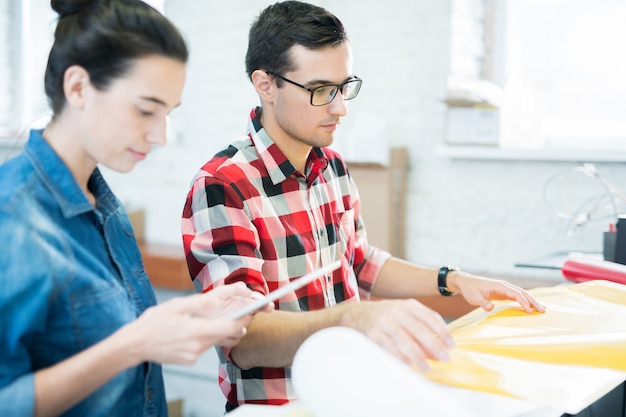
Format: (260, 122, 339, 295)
(68, 282, 136, 350)
(334, 209, 355, 267)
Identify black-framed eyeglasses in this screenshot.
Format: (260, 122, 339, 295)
(267, 71, 362, 106)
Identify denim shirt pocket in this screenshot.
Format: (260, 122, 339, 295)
(69, 281, 135, 350)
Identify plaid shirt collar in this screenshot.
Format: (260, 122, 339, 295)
(247, 107, 329, 186)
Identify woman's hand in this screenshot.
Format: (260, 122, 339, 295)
(114, 282, 273, 366)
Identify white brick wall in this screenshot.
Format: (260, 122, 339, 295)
(100, 0, 626, 283)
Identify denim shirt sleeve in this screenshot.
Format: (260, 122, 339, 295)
(0, 212, 57, 416)
(0, 374, 35, 417)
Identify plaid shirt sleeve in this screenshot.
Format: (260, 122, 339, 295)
(182, 154, 268, 294)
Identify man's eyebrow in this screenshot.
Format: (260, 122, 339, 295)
(306, 76, 356, 86)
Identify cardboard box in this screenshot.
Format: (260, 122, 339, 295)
(347, 147, 408, 258)
(139, 242, 193, 290)
(127, 208, 146, 243)
(167, 398, 184, 417)
(444, 76, 502, 146)
(446, 105, 499, 146)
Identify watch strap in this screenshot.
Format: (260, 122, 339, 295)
(438, 265, 458, 296)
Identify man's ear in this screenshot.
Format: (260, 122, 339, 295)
(62, 65, 91, 109)
(251, 69, 275, 103)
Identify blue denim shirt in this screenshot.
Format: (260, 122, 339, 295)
(0, 130, 167, 416)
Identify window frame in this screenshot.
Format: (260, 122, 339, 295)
(443, 0, 626, 161)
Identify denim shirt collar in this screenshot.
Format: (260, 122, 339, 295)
(24, 129, 118, 219)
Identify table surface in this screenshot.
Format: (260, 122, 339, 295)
(229, 281, 626, 417)
(515, 251, 603, 270)
(227, 391, 566, 417)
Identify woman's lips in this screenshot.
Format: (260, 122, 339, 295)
(129, 149, 148, 161)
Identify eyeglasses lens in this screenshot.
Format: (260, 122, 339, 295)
(342, 79, 361, 100)
(311, 79, 362, 106)
(312, 86, 338, 106)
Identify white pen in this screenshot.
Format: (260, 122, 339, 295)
(228, 260, 343, 320)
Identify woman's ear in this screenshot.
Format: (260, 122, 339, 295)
(62, 65, 91, 109)
(251, 69, 275, 104)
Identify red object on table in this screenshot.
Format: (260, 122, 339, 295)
(562, 256, 626, 285)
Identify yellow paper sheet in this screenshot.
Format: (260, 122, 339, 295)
(423, 280, 626, 413)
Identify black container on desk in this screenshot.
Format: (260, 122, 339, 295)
(613, 217, 626, 265)
(604, 231, 617, 262)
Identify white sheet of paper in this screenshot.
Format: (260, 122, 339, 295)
(292, 327, 563, 417)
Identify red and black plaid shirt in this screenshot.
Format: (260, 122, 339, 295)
(182, 108, 390, 407)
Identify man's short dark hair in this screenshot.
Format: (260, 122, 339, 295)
(245, 1, 348, 81)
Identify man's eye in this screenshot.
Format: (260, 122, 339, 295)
(314, 86, 335, 97)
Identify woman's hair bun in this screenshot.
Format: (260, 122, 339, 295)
(51, 0, 94, 17)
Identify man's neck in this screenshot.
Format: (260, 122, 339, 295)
(259, 111, 312, 173)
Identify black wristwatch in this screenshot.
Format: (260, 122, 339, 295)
(438, 265, 459, 296)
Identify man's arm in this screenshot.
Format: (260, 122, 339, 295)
(371, 257, 546, 313)
(230, 292, 454, 371)
(231, 257, 546, 371)
(230, 308, 344, 369)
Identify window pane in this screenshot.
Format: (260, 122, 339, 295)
(500, 0, 626, 149)
(0, 1, 18, 137)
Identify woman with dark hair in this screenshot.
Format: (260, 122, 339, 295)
(0, 1, 270, 416)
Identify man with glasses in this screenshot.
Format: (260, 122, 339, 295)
(182, 0, 544, 411)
